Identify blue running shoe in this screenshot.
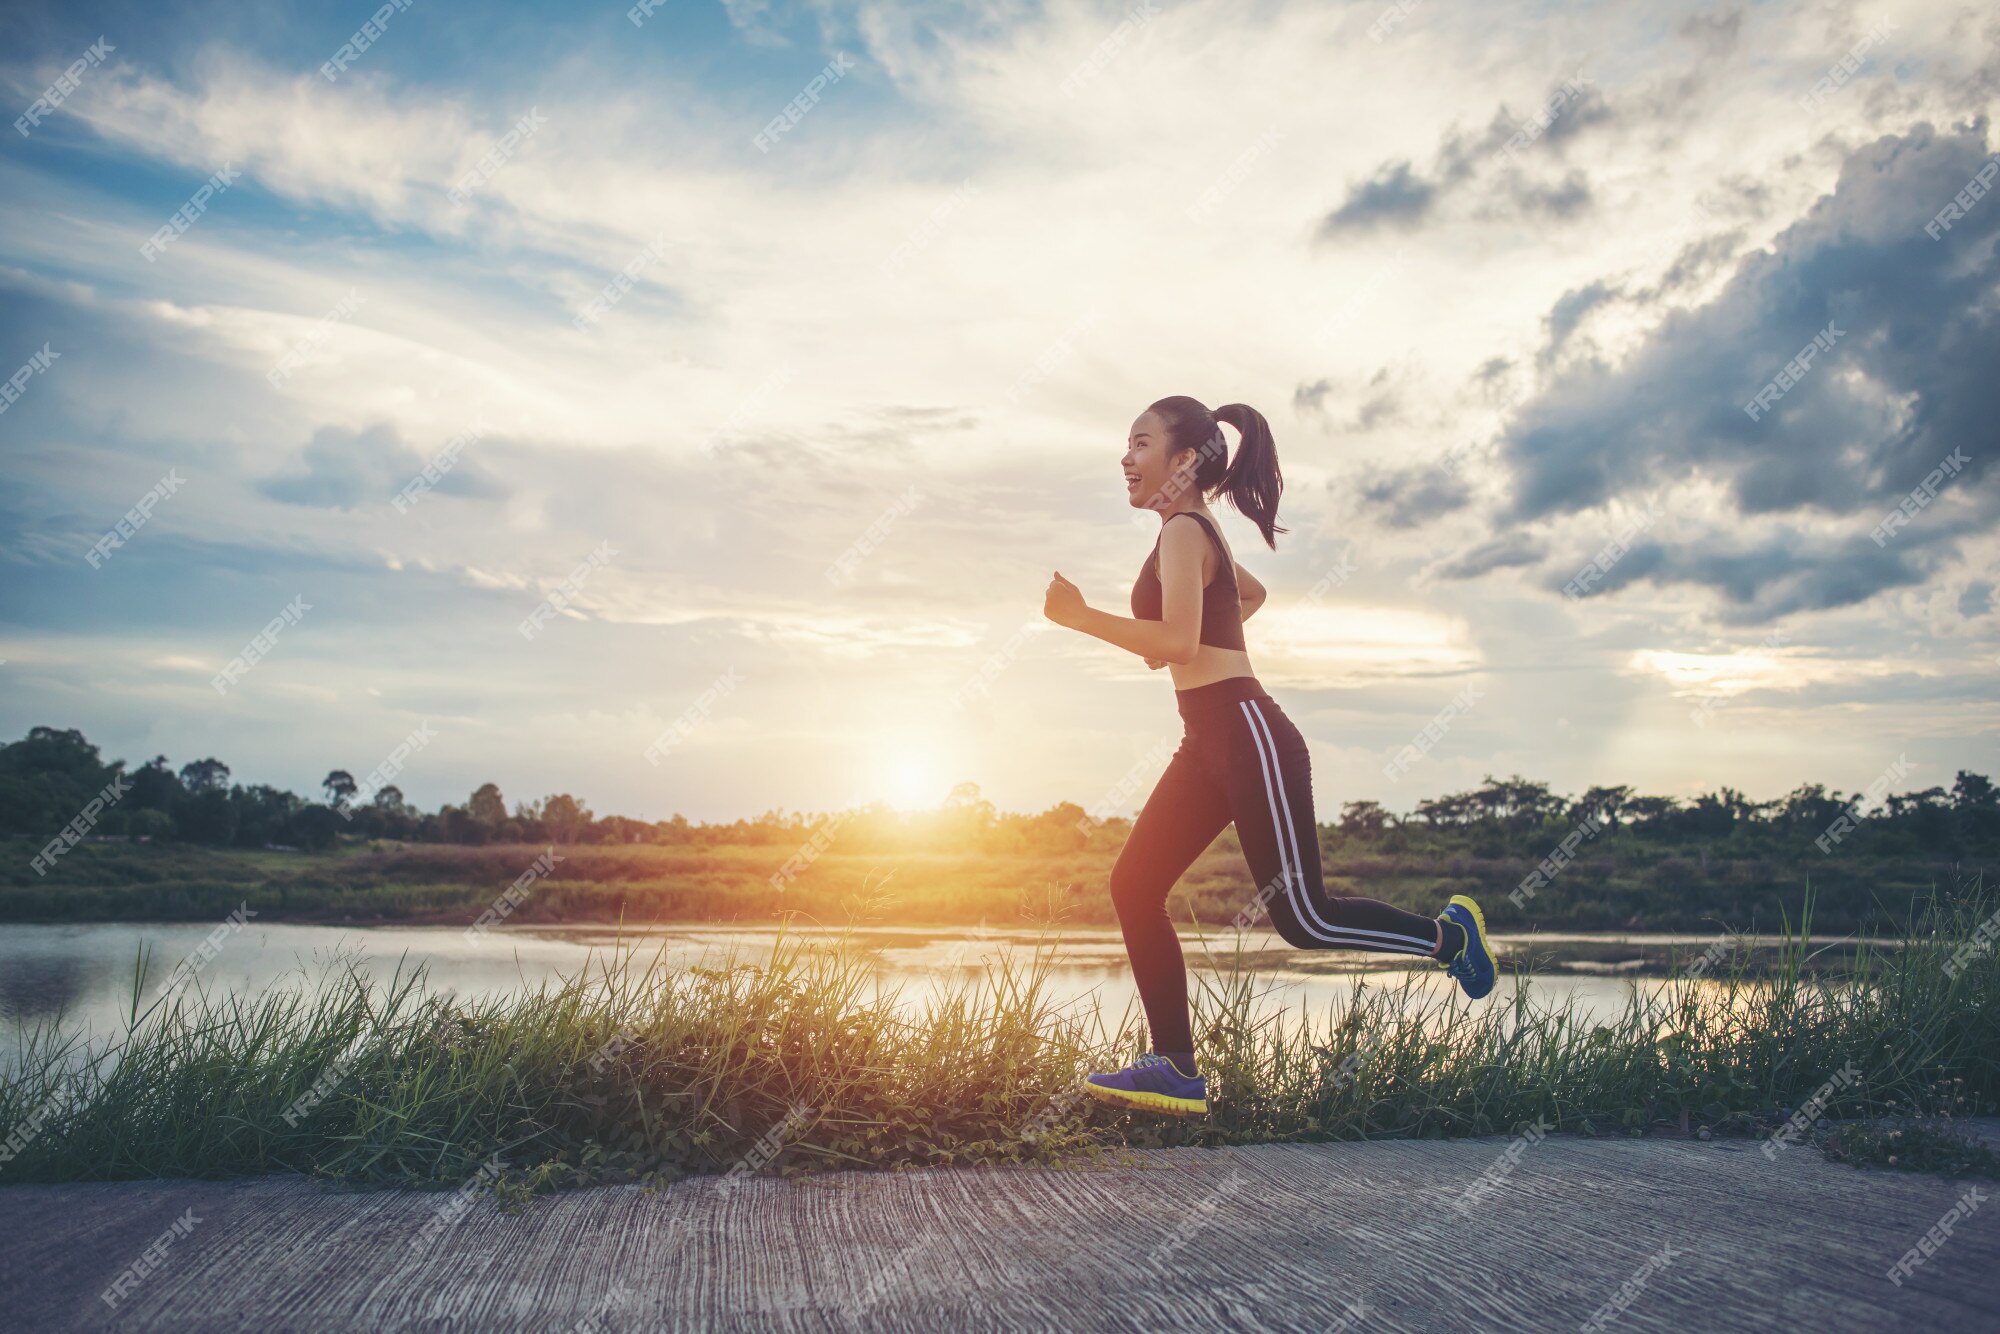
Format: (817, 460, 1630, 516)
(1080, 1053, 1208, 1117)
(1439, 894, 1497, 1000)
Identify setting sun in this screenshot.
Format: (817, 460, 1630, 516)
(877, 741, 944, 810)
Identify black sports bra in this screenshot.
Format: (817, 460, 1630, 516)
(1130, 511, 1246, 651)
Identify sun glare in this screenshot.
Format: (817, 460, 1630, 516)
(878, 742, 942, 810)
(1629, 647, 1797, 696)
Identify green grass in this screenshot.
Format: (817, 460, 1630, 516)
(2, 887, 1996, 1194)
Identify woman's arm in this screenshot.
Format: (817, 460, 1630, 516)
(1235, 561, 1267, 621)
(1044, 519, 1206, 664)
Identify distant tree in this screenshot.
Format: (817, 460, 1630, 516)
(15, 726, 101, 771)
(129, 807, 176, 841)
(540, 793, 593, 843)
(179, 786, 239, 844)
(130, 756, 183, 812)
(1339, 800, 1390, 834)
(1716, 787, 1756, 822)
(292, 804, 341, 851)
(1469, 777, 1510, 825)
(1686, 792, 1736, 838)
(359, 784, 418, 841)
(1886, 787, 1950, 817)
(0, 726, 119, 835)
(179, 758, 231, 794)
(1623, 795, 1680, 829)
(322, 770, 358, 808)
(440, 804, 486, 844)
(1503, 776, 1564, 827)
(1415, 792, 1476, 827)
(594, 814, 648, 844)
(1576, 785, 1633, 828)
(941, 781, 998, 847)
(1520, 776, 1568, 828)
(1952, 771, 1996, 809)
(1778, 783, 1843, 829)
(1461, 775, 1562, 828)
(233, 784, 302, 846)
(1031, 800, 1092, 851)
(469, 783, 507, 826)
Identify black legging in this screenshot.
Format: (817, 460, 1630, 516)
(1110, 675, 1442, 1056)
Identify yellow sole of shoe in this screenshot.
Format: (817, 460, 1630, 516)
(1079, 1078, 1208, 1117)
(1447, 892, 1497, 965)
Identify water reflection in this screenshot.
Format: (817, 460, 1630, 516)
(0, 954, 102, 1028)
(0, 921, 1791, 1057)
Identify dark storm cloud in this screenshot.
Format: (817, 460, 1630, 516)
(261, 423, 507, 510)
(1548, 527, 1943, 623)
(1430, 121, 2000, 618)
(1493, 121, 1998, 532)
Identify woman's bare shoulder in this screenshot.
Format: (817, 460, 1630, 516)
(1159, 512, 1223, 582)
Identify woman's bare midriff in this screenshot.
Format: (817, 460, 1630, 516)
(1167, 644, 1257, 690)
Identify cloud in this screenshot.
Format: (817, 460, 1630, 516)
(1556, 527, 1941, 623)
(1498, 166, 1593, 220)
(1317, 160, 1435, 233)
(1677, 10, 1744, 61)
(1317, 74, 1612, 236)
(1538, 279, 1624, 369)
(260, 423, 506, 510)
(1470, 357, 1515, 404)
(1354, 462, 1473, 529)
(1296, 369, 1403, 433)
(1432, 531, 1544, 579)
(1457, 121, 2000, 615)
(1648, 229, 1749, 296)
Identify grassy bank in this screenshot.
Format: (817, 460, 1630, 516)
(3, 836, 1988, 935)
(3, 888, 1996, 1192)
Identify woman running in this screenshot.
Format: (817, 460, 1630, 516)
(1041, 397, 1497, 1117)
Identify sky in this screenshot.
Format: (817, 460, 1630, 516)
(1, 0, 1996, 824)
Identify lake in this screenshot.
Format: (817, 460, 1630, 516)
(0, 920, 1839, 1058)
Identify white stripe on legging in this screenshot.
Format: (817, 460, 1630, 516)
(1240, 700, 1437, 955)
(1234, 698, 1335, 946)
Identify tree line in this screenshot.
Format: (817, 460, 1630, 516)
(3, 726, 1996, 861)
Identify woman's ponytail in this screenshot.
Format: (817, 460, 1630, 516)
(1213, 403, 1285, 547)
(1144, 396, 1287, 547)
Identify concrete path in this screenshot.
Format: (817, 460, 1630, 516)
(1, 1132, 1995, 1333)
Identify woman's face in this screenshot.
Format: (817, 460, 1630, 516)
(1122, 410, 1195, 512)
